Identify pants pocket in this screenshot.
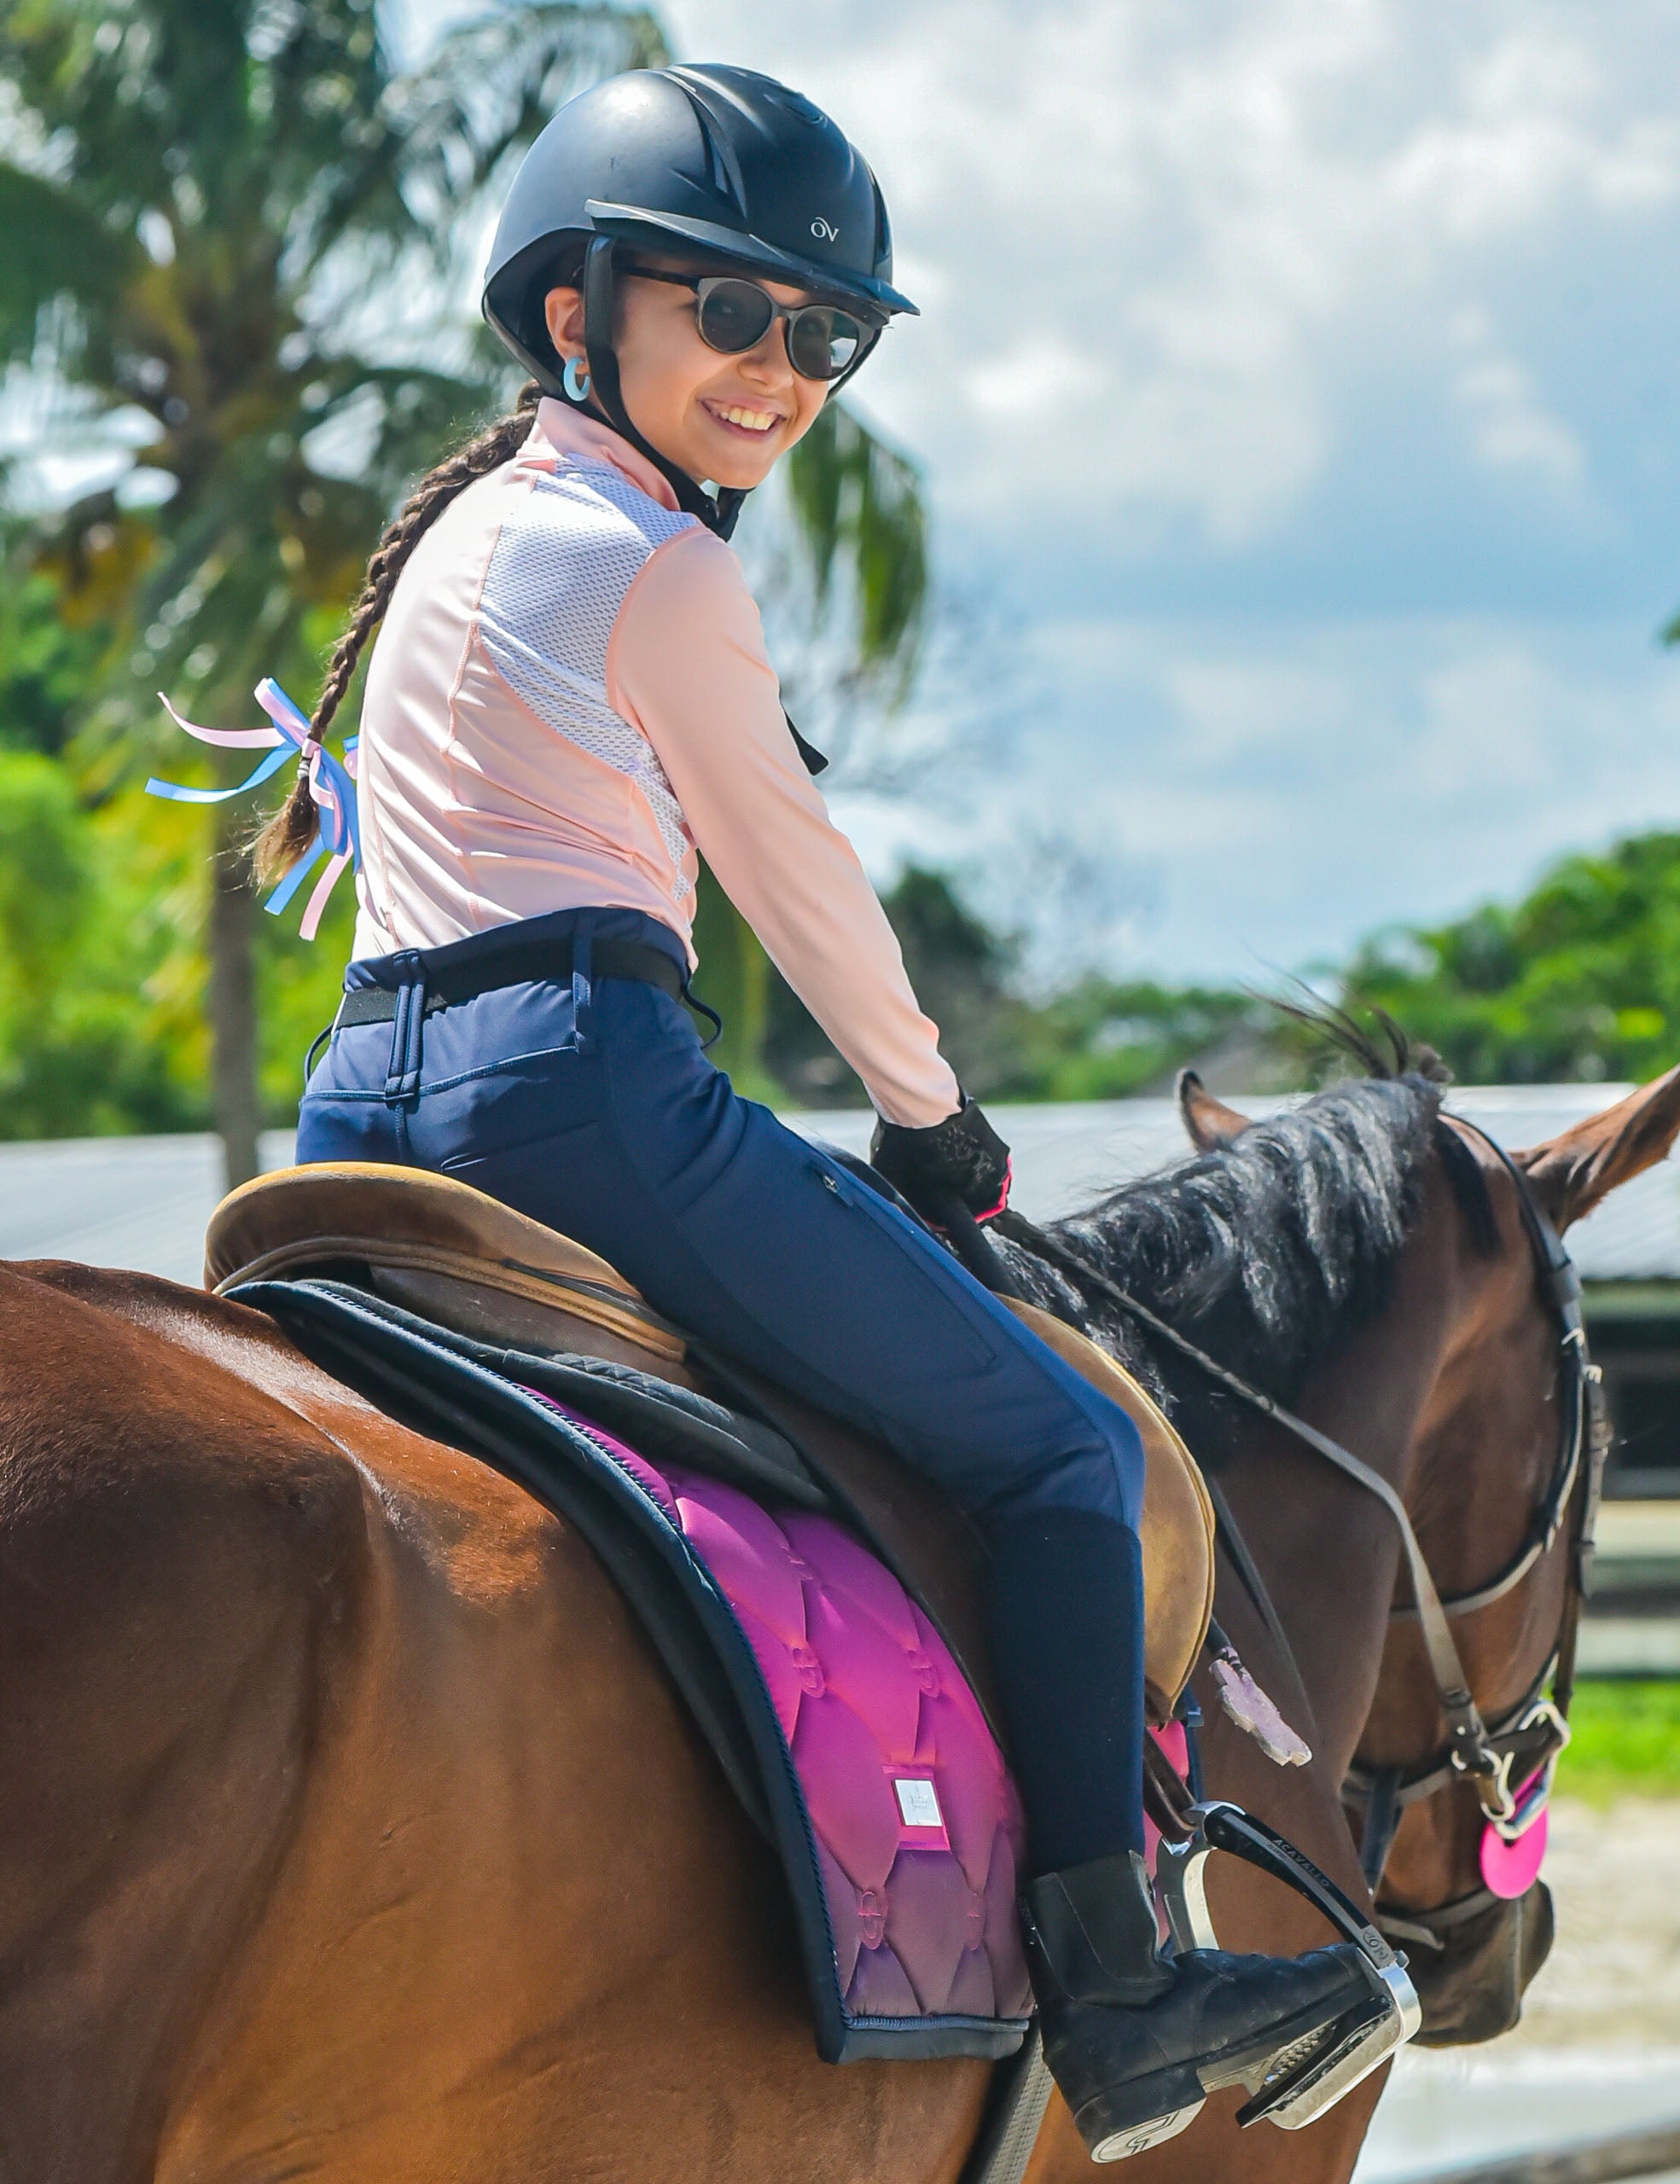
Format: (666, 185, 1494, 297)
(672, 1117, 1007, 1390)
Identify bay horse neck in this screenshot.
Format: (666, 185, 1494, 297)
(1200, 1137, 1476, 1778)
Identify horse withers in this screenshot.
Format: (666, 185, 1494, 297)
(3, 1040, 1676, 2184)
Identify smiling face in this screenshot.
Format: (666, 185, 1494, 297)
(544, 260, 830, 490)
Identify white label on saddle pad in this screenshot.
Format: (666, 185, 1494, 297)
(894, 1777, 944, 1829)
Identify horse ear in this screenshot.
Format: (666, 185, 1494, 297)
(1177, 1069, 1254, 1151)
(1509, 1062, 1680, 1231)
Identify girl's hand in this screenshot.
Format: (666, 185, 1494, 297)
(869, 1098, 1013, 1230)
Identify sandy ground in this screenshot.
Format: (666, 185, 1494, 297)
(1507, 1797, 1680, 2047)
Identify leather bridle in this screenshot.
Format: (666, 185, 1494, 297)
(1342, 1118, 1607, 1946)
(990, 1111, 1608, 1946)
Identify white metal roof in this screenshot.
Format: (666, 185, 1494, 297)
(1, 1085, 1673, 1292)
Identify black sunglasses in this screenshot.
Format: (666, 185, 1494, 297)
(633, 270, 877, 383)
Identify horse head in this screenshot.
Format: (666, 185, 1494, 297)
(1352, 1066, 1680, 2042)
(1164, 1054, 1680, 2048)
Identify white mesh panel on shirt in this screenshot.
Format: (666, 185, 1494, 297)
(479, 462, 700, 899)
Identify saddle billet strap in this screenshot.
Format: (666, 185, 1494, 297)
(334, 934, 685, 1026)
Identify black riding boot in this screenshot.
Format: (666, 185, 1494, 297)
(1021, 1851, 1380, 2161)
(988, 1512, 1380, 2163)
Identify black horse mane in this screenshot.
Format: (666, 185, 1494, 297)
(1002, 1008, 1496, 1451)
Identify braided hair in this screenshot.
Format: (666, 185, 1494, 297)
(253, 380, 543, 883)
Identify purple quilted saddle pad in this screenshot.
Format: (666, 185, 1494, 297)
(550, 1400, 1033, 2059)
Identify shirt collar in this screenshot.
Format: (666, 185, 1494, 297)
(528, 398, 682, 513)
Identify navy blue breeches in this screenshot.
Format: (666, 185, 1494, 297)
(296, 909, 1145, 1539)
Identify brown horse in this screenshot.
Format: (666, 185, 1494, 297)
(3, 1048, 1677, 2184)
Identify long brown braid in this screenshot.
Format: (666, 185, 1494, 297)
(253, 380, 544, 884)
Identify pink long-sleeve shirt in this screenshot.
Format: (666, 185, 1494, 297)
(350, 399, 960, 1129)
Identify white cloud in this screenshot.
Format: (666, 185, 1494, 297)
(1450, 333, 1586, 490)
(964, 336, 1106, 423)
(893, 612, 1680, 979)
(661, 0, 1680, 551)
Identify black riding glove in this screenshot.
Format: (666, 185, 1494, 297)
(869, 1096, 1013, 1230)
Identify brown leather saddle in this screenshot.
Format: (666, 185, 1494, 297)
(206, 1162, 1215, 1722)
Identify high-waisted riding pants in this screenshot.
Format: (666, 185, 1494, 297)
(297, 907, 1148, 1870)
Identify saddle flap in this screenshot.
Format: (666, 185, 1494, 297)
(1003, 1300, 1217, 1722)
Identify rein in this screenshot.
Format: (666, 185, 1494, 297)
(984, 1112, 1607, 1932)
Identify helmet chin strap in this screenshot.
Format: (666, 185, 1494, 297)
(578, 237, 747, 542)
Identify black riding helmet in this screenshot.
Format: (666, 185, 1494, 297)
(482, 64, 917, 537)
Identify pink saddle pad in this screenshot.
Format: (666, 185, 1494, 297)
(553, 1401, 1033, 2042)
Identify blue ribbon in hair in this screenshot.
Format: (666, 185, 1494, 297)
(146, 679, 361, 938)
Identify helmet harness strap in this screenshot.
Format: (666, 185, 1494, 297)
(579, 237, 747, 543)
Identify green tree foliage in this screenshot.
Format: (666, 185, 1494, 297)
(1341, 832, 1680, 1084)
(783, 401, 928, 696)
(0, 573, 108, 755)
(0, 0, 663, 1176)
(761, 864, 1276, 1108)
(0, 760, 204, 1134)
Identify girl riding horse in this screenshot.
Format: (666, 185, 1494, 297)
(261, 63, 1376, 2160)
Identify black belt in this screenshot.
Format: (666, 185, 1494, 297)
(334, 935, 684, 1029)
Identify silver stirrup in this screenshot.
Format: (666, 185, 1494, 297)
(1154, 1801, 1421, 2133)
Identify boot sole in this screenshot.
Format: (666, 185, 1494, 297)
(1078, 2074, 1204, 2164)
(1068, 1989, 1354, 2162)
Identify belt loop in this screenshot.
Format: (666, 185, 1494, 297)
(571, 915, 596, 1054)
(303, 1017, 335, 1083)
(383, 950, 427, 1102)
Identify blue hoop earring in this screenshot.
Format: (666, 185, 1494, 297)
(562, 355, 590, 403)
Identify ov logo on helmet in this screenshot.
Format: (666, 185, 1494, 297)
(810, 217, 839, 241)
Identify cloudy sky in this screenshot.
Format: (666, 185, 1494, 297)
(634, 0, 1680, 980)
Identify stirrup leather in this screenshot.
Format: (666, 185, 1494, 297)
(1154, 1801, 1421, 2131)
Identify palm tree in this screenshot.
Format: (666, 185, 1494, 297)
(0, 0, 928, 1175)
